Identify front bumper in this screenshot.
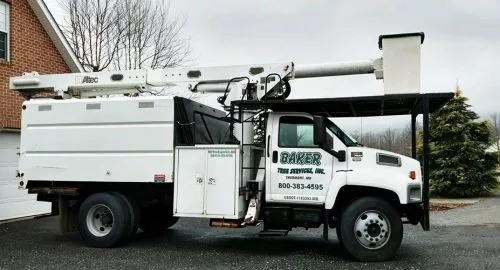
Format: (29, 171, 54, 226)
(401, 203, 424, 226)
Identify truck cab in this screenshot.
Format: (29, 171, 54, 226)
(253, 112, 424, 260)
(265, 112, 422, 208)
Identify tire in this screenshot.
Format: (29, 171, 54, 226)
(339, 197, 403, 262)
(77, 192, 132, 248)
(139, 204, 179, 234)
(335, 223, 344, 246)
(111, 192, 139, 242)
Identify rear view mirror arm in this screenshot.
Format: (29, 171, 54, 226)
(320, 145, 346, 162)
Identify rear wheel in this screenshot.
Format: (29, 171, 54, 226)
(78, 192, 131, 247)
(339, 197, 403, 262)
(111, 192, 139, 241)
(139, 204, 179, 234)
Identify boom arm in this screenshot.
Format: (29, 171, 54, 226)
(10, 32, 424, 104)
(10, 63, 294, 100)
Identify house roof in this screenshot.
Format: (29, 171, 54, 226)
(27, 0, 84, 73)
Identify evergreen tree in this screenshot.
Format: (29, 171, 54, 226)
(427, 88, 498, 197)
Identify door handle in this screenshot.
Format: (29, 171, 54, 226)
(272, 151, 278, 163)
(196, 176, 203, 184)
(267, 135, 271, 157)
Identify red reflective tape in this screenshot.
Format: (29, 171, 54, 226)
(154, 174, 166, 182)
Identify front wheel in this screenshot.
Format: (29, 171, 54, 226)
(339, 197, 403, 262)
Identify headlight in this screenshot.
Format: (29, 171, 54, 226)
(407, 184, 422, 203)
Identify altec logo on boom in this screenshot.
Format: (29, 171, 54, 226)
(280, 151, 322, 166)
(80, 76, 99, 84)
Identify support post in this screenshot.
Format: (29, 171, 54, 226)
(411, 113, 417, 159)
(422, 96, 430, 231)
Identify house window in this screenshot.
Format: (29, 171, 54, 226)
(0, 1, 9, 60)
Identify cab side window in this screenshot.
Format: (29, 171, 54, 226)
(278, 116, 316, 148)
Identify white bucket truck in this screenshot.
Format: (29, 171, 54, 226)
(10, 33, 433, 261)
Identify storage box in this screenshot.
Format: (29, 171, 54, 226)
(174, 145, 246, 219)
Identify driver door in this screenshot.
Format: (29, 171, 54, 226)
(267, 115, 333, 204)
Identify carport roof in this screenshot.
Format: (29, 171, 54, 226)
(232, 92, 454, 117)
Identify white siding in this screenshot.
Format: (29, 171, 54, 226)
(0, 132, 50, 221)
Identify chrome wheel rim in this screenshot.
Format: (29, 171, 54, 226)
(86, 204, 114, 237)
(353, 210, 391, 249)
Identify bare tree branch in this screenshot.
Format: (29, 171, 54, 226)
(350, 122, 422, 157)
(490, 113, 500, 153)
(59, 0, 190, 71)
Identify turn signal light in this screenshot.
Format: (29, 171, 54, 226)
(409, 171, 416, 180)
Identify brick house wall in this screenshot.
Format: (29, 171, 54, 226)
(0, 0, 70, 130)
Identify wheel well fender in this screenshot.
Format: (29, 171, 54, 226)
(330, 185, 401, 216)
(324, 171, 348, 209)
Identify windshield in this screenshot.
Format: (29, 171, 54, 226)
(326, 119, 359, 147)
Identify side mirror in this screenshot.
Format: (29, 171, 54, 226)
(313, 116, 326, 145)
(337, 150, 346, 162)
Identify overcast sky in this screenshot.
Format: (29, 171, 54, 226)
(46, 0, 500, 133)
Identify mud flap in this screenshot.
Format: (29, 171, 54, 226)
(322, 208, 329, 240)
(59, 196, 78, 233)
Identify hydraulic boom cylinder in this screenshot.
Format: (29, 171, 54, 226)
(294, 60, 377, 78)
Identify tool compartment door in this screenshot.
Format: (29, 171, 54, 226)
(174, 148, 206, 214)
(174, 145, 240, 218)
(205, 148, 238, 215)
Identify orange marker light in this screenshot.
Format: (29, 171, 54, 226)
(409, 171, 416, 180)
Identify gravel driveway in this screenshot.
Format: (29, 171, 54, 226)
(0, 213, 499, 270)
(0, 192, 498, 269)
(430, 192, 500, 227)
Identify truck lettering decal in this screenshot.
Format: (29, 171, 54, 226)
(296, 152, 305, 164)
(278, 183, 324, 190)
(208, 149, 235, 158)
(279, 151, 321, 166)
(277, 167, 325, 175)
(283, 195, 320, 201)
